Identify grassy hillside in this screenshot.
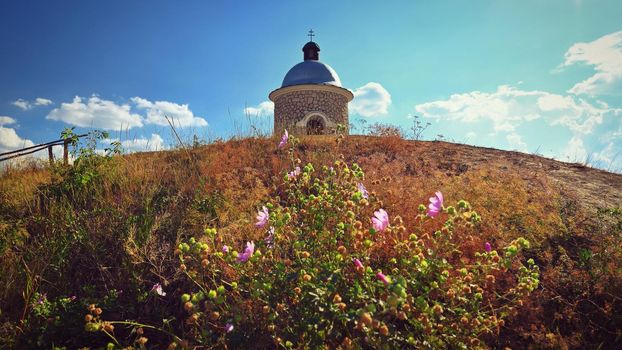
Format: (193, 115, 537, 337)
(0, 133, 620, 349)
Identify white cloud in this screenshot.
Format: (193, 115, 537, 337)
(0, 116, 35, 153)
(507, 132, 528, 152)
(561, 136, 588, 162)
(131, 97, 207, 127)
(465, 131, 477, 141)
(244, 101, 274, 117)
(35, 97, 53, 106)
(0, 116, 17, 126)
(12, 97, 54, 110)
(415, 84, 618, 135)
(350, 82, 392, 117)
(104, 134, 166, 153)
(12, 99, 31, 111)
(46, 95, 143, 130)
(560, 31, 622, 95)
(46, 95, 207, 130)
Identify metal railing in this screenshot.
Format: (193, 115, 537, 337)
(0, 134, 88, 164)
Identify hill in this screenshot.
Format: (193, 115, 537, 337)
(1, 135, 620, 349)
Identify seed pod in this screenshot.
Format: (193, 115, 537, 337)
(360, 312, 372, 326)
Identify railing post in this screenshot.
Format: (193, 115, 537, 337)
(48, 145, 54, 165)
(63, 140, 69, 165)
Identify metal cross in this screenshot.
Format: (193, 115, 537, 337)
(308, 29, 315, 41)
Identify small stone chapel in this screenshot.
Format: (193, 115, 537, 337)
(269, 31, 353, 136)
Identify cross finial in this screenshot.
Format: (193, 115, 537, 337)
(308, 29, 315, 42)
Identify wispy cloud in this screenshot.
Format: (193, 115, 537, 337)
(506, 132, 528, 152)
(12, 97, 53, 111)
(244, 101, 274, 117)
(415, 84, 618, 135)
(0, 116, 17, 126)
(560, 30, 622, 96)
(350, 82, 392, 117)
(561, 135, 588, 162)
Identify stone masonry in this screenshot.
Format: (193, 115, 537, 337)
(273, 88, 349, 136)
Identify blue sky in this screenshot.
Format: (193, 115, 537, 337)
(1, 1, 621, 170)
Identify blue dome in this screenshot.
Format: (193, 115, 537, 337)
(281, 60, 342, 88)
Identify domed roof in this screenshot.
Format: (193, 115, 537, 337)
(281, 60, 343, 88)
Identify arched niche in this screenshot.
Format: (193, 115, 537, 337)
(295, 112, 337, 135)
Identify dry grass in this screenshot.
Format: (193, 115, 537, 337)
(1, 134, 621, 348)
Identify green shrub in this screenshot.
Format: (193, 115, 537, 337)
(87, 136, 538, 349)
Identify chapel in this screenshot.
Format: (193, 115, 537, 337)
(269, 31, 353, 136)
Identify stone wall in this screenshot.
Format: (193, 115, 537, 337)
(273, 89, 349, 136)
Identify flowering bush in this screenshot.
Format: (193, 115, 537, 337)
(86, 137, 539, 348)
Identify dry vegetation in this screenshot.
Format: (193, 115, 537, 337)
(0, 133, 621, 349)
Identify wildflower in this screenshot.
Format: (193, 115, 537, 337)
(264, 227, 275, 249)
(427, 191, 444, 218)
(485, 242, 492, 253)
(372, 209, 389, 232)
(278, 129, 289, 149)
(353, 258, 364, 269)
(151, 283, 166, 296)
(357, 182, 369, 199)
(36, 293, 47, 305)
(287, 166, 301, 180)
(222, 245, 229, 253)
(225, 323, 234, 333)
(376, 272, 391, 285)
(255, 206, 269, 228)
(237, 241, 255, 263)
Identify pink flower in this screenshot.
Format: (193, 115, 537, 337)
(372, 208, 389, 232)
(222, 245, 229, 253)
(36, 293, 47, 305)
(357, 183, 369, 199)
(278, 129, 289, 149)
(255, 206, 269, 228)
(151, 283, 166, 296)
(353, 258, 364, 269)
(237, 241, 255, 263)
(287, 166, 301, 180)
(225, 322, 234, 333)
(427, 191, 444, 218)
(485, 242, 492, 253)
(376, 272, 391, 285)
